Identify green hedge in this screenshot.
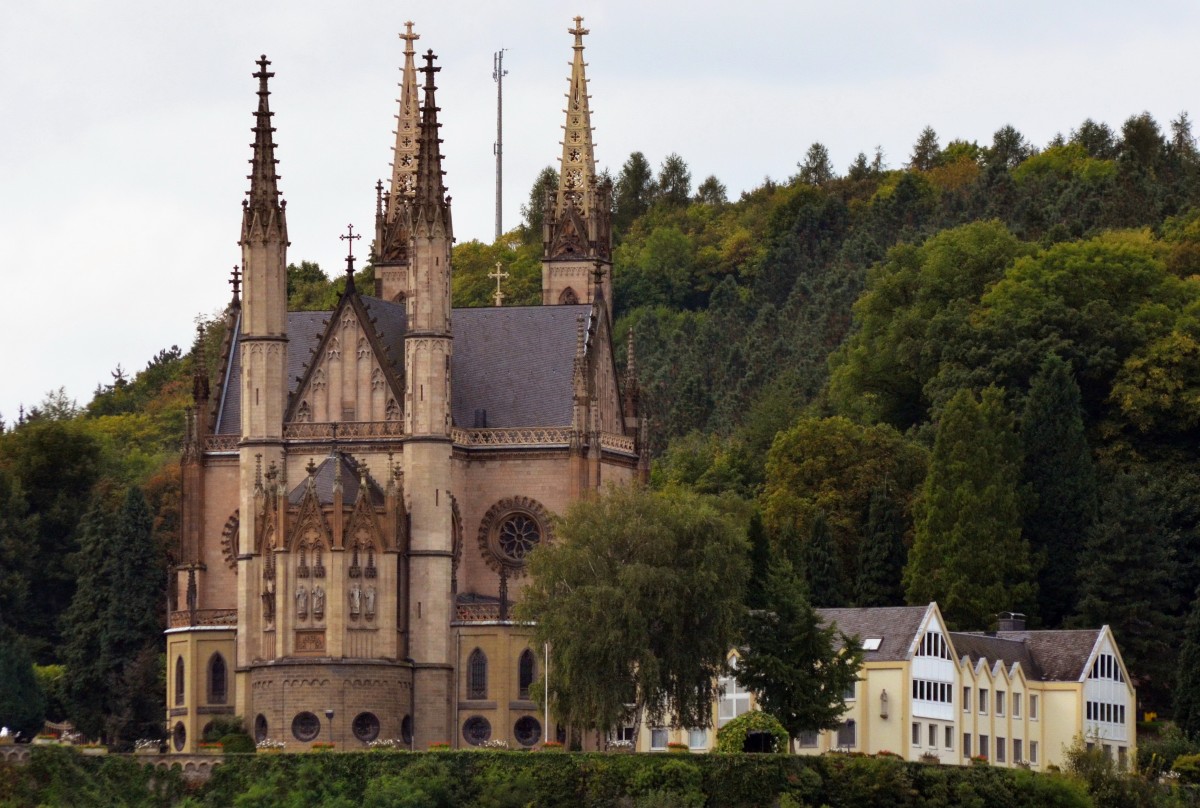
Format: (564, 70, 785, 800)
(196, 751, 1095, 808)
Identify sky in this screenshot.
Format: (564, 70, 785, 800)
(3, 1, 1200, 423)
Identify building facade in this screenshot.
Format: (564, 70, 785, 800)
(166, 20, 645, 753)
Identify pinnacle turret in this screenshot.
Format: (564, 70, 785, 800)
(411, 49, 452, 239)
(375, 25, 421, 275)
(241, 55, 287, 244)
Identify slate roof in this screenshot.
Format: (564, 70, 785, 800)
(948, 632, 1041, 680)
(999, 629, 1101, 682)
(817, 606, 930, 663)
(287, 453, 385, 507)
(213, 297, 591, 435)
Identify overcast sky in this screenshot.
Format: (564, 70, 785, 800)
(3, 1, 1200, 423)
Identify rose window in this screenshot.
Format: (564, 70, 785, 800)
(498, 515, 540, 563)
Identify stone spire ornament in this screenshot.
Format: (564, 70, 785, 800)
(391, 22, 421, 205)
(374, 24, 421, 297)
(241, 55, 287, 245)
(557, 17, 597, 218)
(411, 49, 452, 240)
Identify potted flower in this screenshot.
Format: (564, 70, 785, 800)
(428, 741, 451, 751)
(198, 741, 225, 755)
(608, 739, 634, 753)
(80, 743, 108, 757)
(33, 733, 59, 746)
(540, 741, 564, 752)
(480, 739, 510, 751)
(366, 739, 406, 752)
(666, 741, 690, 754)
(310, 741, 336, 752)
(256, 738, 287, 754)
(970, 754, 989, 766)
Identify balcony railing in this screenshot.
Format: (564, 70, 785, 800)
(169, 609, 238, 629)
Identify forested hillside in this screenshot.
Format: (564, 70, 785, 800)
(5, 110, 1200, 743)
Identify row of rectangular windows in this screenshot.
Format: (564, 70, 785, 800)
(964, 687, 1035, 718)
(1086, 701, 1127, 724)
(912, 722, 954, 749)
(913, 679, 952, 703)
(962, 733, 1036, 765)
(1090, 653, 1124, 683)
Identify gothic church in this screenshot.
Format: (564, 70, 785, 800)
(166, 19, 645, 752)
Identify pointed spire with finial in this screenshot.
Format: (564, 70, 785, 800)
(391, 22, 421, 207)
(192, 323, 210, 405)
(556, 17, 597, 218)
(411, 49, 452, 239)
(623, 327, 639, 419)
(241, 55, 287, 244)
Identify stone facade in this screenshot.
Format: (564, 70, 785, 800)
(166, 20, 646, 753)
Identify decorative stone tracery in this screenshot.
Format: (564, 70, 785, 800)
(220, 511, 239, 570)
(476, 496, 554, 576)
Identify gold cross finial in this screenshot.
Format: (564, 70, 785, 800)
(488, 261, 509, 307)
(400, 21, 419, 49)
(569, 15, 589, 44)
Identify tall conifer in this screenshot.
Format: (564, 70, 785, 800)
(805, 512, 843, 608)
(855, 486, 907, 607)
(1174, 590, 1200, 741)
(904, 387, 1035, 629)
(1021, 355, 1097, 627)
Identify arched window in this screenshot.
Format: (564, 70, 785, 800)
(518, 649, 536, 699)
(467, 648, 488, 699)
(174, 657, 185, 705)
(208, 653, 227, 705)
(558, 287, 579, 305)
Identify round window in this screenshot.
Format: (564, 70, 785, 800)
(497, 514, 540, 563)
(254, 714, 268, 742)
(292, 711, 321, 742)
(401, 715, 413, 745)
(173, 722, 186, 752)
(514, 716, 542, 747)
(352, 712, 380, 743)
(462, 715, 491, 746)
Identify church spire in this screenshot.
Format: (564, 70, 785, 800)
(542, 18, 613, 306)
(411, 49, 452, 239)
(241, 55, 287, 243)
(391, 22, 421, 207)
(556, 16, 596, 218)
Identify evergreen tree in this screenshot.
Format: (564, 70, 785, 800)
(738, 558, 863, 745)
(909, 126, 942, 170)
(614, 151, 654, 234)
(796, 142, 835, 186)
(1020, 355, 1097, 627)
(904, 387, 1036, 629)
(655, 153, 692, 208)
(855, 485, 907, 607)
(0, 629, 46, 739)
(519, 165, 559, 243)
(746, 510, 771, 610)
(61, 490, 117, 739)
(0, 467, 37, 635)
(1174, 589, 1200, 741)
(1074, 472, 1178, 709)
(805, 512, 843, 607)
(694, 175, 727, 206)
(61, 487, 165, 744)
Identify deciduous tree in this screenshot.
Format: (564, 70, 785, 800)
(519, 485, 748, 735)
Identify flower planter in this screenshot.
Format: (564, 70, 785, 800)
(32, 737, 59, 746)
(81, 747, 109, 757)
(134, 747, 160, 757)
(197, 745, 224, 755)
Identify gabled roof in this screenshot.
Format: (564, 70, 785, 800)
(213, 298, 592, 435)
(287, 453, 384, 507)
(817, 605, 931, 663)
(949, 632, 1040, 680)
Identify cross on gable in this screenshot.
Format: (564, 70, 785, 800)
(488, 261, 509, 307)
(340, 224, 362, 275)
(400, 20, 420, 47)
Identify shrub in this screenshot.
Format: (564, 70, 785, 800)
(1173, 752, 1200, 783)
(220, 733, 256, 754)
(714, 711, 789, 753)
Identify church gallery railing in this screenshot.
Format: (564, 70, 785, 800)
(205, 426, 634, 453)
(169, 609, 239, 629)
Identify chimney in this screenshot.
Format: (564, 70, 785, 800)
(997, 612, 1026, 632)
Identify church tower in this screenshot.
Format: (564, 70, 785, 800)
(237, 55, 289, 707)
(402, 49, 456, 747)
(374, 22, 421, 303)
(542, 16, 613, 306)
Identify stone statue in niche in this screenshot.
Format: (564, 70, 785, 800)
(262, 576, 276, 621)
(365, 585, 376, 621)
(349, 583, 362, 618)
(296, 585, 308, 619)
(312, 585, 325, 620)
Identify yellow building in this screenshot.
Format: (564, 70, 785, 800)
(630, 604, 1135, 768)
(166, 19, 646, 754)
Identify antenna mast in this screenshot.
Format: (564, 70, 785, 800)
(493, 48, 508, 241)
